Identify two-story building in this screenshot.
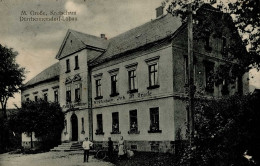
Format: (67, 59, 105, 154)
(21, 4, 248, 152)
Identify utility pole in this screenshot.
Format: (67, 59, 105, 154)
(187, 3, 195, 147)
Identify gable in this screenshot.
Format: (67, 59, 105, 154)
(57, 31, 86, 60)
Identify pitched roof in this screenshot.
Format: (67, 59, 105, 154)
(70, 29, 109, 50)
(23, 62, 59, 88)
(56, 29, 109, 59)
(90, 14, 182, 65)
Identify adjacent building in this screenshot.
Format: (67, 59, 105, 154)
(21, 5, 249, 152)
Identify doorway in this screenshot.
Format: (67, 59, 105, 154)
(71, 114, 78, 141)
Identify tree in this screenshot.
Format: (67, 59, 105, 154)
(177, 93, 260, 165)
(0, 44, 25, 118)
(9, 100, 65, 150)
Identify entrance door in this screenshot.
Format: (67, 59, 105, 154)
(71, 114, 78, 141)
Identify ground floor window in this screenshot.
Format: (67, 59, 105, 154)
(149, 107, 161, 133)
(111, 112, 120, 134)
(128, 110, 139, 134)
(96, 114, 104, 135)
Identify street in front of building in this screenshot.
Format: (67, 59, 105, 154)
(0, 151, 114, 166)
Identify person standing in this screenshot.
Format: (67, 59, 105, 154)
(82, 137, 93, 162)
(108, 137, 114, 161)
(118, 136, 125, 159)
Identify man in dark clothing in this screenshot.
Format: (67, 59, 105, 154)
(108, 137, 114, 161)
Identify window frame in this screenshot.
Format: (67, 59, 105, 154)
(204, 61, 215, 93)
(148, 107, 162, 133)
(74, 55, 79, 70)
(96, 114, 104, 135)
(54, 90, 58, 103)
(128, 110, 140, 134)
(111, 112, 120, 134)
(74, 84, 81, 102)
(66, 86, 71, 103)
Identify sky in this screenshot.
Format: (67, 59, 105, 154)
(0, 0, 259, 109)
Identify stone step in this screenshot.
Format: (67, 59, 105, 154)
(50, 142, 83, 151)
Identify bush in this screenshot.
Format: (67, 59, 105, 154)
(178, 93, 260, 165)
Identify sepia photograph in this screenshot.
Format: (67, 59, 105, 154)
(0, 0, 259, 165)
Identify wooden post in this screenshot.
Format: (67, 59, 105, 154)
(187, 3, 195, 146)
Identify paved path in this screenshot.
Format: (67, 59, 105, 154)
(0, 151, 114, 166)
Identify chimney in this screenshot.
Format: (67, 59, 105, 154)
(100, 34, 106, 39)
(156, 6, 164, 18)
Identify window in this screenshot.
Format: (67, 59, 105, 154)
(205, 61, 214, 93)
(81, 117, 85, 133)
(96, 114, 104, 135)
(66, 86, 71, 102)
(221, 79, 229, 95)
(95, 79, 102, 99)
(111, 112, 120, 134)
(110, 75, 119, 97)
(222, 37, 228, 58)
(66, 59, 70, 73)
(128, 110, 139, 134)
(54, 90, 58, 102)
(26, 98, 29, 102)
(149, 107, 161, 133)
(148, 63, 159, 89)
(204, 31, 212, 51)
(74, 56, 79, 70)
(34, 96, 38, 101)
(43, 93, 48, 101)
(128, 70, 138, 93)
(75, 84, 81, 102)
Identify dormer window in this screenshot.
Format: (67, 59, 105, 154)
(66, 59, 70, 73)
(74, 56, 79, 70)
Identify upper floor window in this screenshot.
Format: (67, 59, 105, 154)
(221, 37, 228, 58)
(149, 107, 161, 133)
(204, 30, 212, 52)
(128, 70, 137, 92)
(66, 86, 71, 103)
(128, 110, 139, 134)
(125, 62, 138, 93)
(148, 64, 159, 88)
(204, 61, 214, 93)
(74, 56, 79, 70)
(145, 56, 160, 89)
(66, 59, 70, 73)
(75, 84, 81, 102)
(112, 112, 120, 134)
(95, 79, 102, 98)
(54, 90, 58, 102)
(96, 114, 104, 135)
(43, 93, 48, 102)
(111, 75, 118, 96)
(108, 68, 119, 97)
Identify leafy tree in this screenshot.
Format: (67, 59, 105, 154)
(176, 93, 260, 165)
(9, 100, 65, 150)
(0, 44, 25, 118)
